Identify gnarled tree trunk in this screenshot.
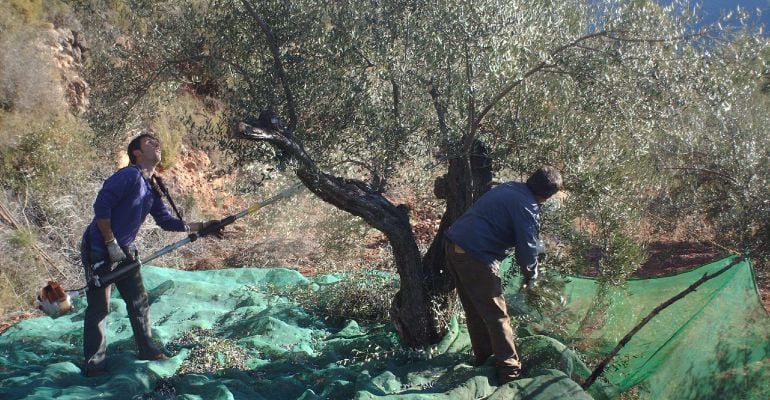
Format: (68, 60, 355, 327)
(234, 115, 491, 347)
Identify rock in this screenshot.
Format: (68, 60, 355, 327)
(47, 27, 89, 114)
(72, 31, 89, 53)
(57, 28, 74, 53)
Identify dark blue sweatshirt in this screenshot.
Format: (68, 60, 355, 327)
(86, 165, 185, 253)
(446, 181, 540, 276)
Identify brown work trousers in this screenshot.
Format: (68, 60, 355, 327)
(81, 242, 162, 374)
(445, 241, 521, 383)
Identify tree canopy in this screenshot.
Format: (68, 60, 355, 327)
(78, 0, 770, 345)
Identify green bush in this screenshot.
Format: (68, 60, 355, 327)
(0, 113, 94, 199)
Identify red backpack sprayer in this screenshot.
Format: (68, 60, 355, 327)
(36, 182, 304, 318)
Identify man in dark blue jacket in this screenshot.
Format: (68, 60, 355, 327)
(81, 133, 218, 377)
(445, 165, 562, 384)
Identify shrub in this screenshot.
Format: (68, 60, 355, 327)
(0, 26, 66, 114)
(8, 0, 43, 25)
(263, 269, 398, 325)
(151, 92, 223, 170)
(0, 112, 94, 202)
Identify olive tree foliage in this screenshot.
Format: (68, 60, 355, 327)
(650, 21, 770, 270)
(78, 0, 762, 346)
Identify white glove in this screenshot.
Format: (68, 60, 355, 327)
(105, 239, 126, 263)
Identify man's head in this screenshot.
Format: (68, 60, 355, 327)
(127, 133, 161, 167)
(526, 166, 563, 203)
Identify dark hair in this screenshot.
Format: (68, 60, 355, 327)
(526, 166, 563, 198)
(127, 133, 158, 164)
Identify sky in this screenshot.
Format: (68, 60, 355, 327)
(674, 0, 770, 30)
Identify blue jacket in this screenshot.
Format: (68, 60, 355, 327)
(446, 181, 540, 276)
(86, 165, 185, 252)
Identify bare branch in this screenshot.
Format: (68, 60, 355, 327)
(240, 0, 298, 130)
(658, 166, 740, 186)
(0, 198, 67, 280)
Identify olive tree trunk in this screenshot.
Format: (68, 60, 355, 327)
(234, 116, 491, 347)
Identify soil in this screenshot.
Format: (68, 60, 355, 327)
(635, 241, 722, 278)
(624, 240, 768, 312)
(641, 241, 769, 311)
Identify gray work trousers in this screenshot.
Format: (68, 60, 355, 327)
(81, 241, 161, 373)
(445, 241, 521, 383)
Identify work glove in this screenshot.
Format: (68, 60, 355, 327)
(521, 271, 538, 289)
(105, 239, 127, 263)
(535, 239, 546, 262)
(522, 239, 545, 288)
(196, 219, 225, 239)
(520, 261, 539, 289)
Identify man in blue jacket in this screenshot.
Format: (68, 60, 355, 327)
(81, 132, 219, 377)
(444, 165, 563, 384)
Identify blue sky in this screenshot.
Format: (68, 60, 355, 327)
(677, 0, 770, 30)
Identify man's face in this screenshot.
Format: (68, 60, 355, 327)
(136, 136, 162, 165)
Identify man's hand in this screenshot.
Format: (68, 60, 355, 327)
(520, 262, 539, 289)
(191, 220, 225, 238)
(105, 239, 126, 263)
(521, 273, 537, 290)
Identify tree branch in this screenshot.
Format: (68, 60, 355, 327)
(234, 114, 437, 346)
(471, 28, 708, 140)
(232, 119, 407, 234)
(605, 29, 709, 43)
(657, 166, 740, 186)
(167, 55, 260, 101)
(428, 78, 450, 139)
(391, 78, 401, 127)
(472, 30, 610, 136)
(240, 0, 298, 130)
(464, 40, 476, 137)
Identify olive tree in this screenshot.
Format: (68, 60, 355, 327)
(650, 23, 770, 268)
(80, 0, 757, 346)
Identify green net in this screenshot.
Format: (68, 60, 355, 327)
(503, 255, 770, 399)
(0, 266, 594, 399)
(0, 256, 767, 399)
(571, 256, 769, 399)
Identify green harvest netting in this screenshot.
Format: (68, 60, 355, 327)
(0, 255, 767, 399)
(530, 255, 770, 399)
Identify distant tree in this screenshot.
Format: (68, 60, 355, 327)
(79, 0, 769, 346)
(651, 25, 770, 265)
